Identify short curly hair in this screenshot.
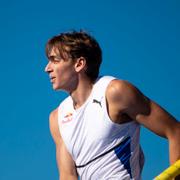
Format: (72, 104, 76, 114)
(45, 30, 102, 82)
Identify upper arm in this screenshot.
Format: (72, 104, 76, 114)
(49, 109, 78, 179)
(106, 79, 179, 139)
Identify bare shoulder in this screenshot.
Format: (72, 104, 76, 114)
(106, 79, 143, 105)
(49, 108, 58, 128)
(107, 79, 135, 94)
(49, 108, 58, 122)
(106, 79, 150, 119)
(49, 108, 61, 145)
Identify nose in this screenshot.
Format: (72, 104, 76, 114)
(44, 61, 52, 73)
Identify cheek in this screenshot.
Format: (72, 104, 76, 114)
(54, 65, 65, 75)
(55, 65, 75, 80)
(55, 68, 62, 76)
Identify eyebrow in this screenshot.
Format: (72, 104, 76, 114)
(48, 55, 61, 60)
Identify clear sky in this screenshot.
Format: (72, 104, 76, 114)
(0, 0, 179, 179)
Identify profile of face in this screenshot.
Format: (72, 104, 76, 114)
(45, 47, 78, 92)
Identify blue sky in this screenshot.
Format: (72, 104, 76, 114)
(0, 0, 179, 179)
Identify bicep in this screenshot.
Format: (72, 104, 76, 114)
(122, 83, 179, 139)
(56, 141, 78, 179)
(133, 99, 178, 138)
(107, 80, 179, 138)
(109, 80, 180, 165)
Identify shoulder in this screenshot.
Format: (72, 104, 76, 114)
(106, 79, 148, 112)
(106, 79, 140, 102)
(107, 79, 134, 93)
(49, 108, 59, 129)
(49, 108, 62, 145)
(49, 108, 58, 122)
(49, 96, 71, 129)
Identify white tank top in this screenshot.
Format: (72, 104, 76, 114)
(58, 76, 144, 180)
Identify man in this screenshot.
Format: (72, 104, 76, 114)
(45, 30, 180, 180)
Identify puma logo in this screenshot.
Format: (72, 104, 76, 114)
(92, 99, 102, 107)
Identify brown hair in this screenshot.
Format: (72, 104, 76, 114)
(45, 30, 102, 82)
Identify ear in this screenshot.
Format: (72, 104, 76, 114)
(74, 57, 86, 72)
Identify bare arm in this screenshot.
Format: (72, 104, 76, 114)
(107, 80, 180, 165)
(49, 109, 78, 180)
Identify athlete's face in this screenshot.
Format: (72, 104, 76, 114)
(45, 47, 78, 91)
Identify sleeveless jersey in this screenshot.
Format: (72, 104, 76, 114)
(58, 76, 144, 180)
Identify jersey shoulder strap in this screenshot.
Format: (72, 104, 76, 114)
(92, 76, 116, 100)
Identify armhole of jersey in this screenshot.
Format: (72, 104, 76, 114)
(57, 97, 74, 156)
(57, 100, 66, 136)
(57, 96, 71, 128)
(93, 76, 116, 100)
(57, 103, 62, 136)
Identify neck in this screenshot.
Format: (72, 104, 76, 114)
(70, 77, 93, 109)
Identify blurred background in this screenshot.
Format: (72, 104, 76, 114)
(0, 0, 179, 179)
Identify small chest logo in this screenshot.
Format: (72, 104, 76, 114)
(62, 113, 73, 124)
(92, 99, 102, 107)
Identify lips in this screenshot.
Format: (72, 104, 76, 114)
(50, 76, 56, 83)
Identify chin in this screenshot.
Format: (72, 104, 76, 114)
(52, 83, 71, 92)
(52, 84, 64, 91)
(52, 84, 59, 90)
(53, 87, 61, 91)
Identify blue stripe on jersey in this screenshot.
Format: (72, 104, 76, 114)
(114, 137, 132, 178)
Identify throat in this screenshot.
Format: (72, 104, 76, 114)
(71, 83, 94, 110)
